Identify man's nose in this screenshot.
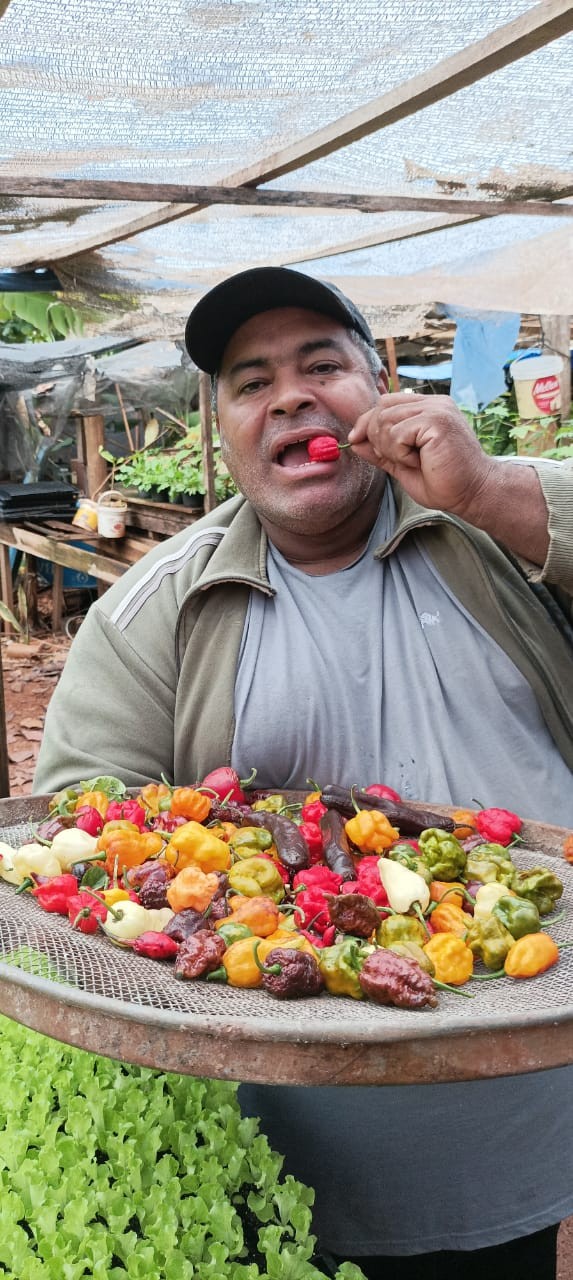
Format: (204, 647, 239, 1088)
(268, 371, 316, 416)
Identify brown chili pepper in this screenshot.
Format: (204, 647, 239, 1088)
(125, 860, 176, 890)
(174, 929, 226, 980)
(138, 864, 176, 909)
(260, 948, 324, 999)
(320, 809, 356, 880)
(163, 907, 210, 942)
(359, 949, 438, 1009)
(327, 892, 380, 938)
(246, 812, 309, 872)
(320, 784, 455, 836)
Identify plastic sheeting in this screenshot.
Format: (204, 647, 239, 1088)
(0, 0, 571, 335)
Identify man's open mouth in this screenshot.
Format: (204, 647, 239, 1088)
(275, 436, 339, 468)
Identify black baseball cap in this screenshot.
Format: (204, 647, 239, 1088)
(184, 266, 376, 374)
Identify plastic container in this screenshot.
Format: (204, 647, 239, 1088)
(510, 354, 562, 419)
(72, 497, 98, 532)
(97, 490, 127, 539)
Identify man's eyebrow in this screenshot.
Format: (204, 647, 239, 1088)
(225, 337, 347, 380)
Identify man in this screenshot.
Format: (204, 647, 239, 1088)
(35, 267, 573, 1279)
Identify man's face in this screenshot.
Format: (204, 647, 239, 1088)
(216, 307, 387, 534)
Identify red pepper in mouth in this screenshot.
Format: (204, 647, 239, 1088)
(307, 436, 351, 463)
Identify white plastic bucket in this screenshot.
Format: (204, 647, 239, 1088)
(510, 354, 562, 419)
(97, 490, 127, 539)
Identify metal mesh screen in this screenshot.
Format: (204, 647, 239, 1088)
(1, 817, 572, 1036)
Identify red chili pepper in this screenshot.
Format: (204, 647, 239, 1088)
(199, 765, 257, 805)
(352, 855, 389, 907)
(32, 874, 80, 915)
(293, 865, 343, 895)
(299, 821, 324, 865)
(132, 931, 179, 960)
(150, 813, 189, 833)
(106, 799, 147, 829)
(299, 924, 336, 949)
(68, 891, 107, 934)
(364, 782, 402, 803)
(307, 436, 348, 462)
(301, 797, 327, 824)
(475, 806, 522, 846)
(293, 888, 331, 934)
(74, 806, 105, 837)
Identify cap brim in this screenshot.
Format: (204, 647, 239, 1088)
(185, 266, 372, 374)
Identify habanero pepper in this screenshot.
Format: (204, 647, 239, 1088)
(75, 790, 109, 820)
(429, 901, 473, 938)
(227, 856, 285, 903)
(475, 806, 522, 846)
(301, 795, 327, 825)
(418, 828, 466, 882)
(224, 894, 281, 937)
(137, 782, 171, 817)
(199, 765, 257, 806)
(32, 874, 80, 914)
(68, 891, 107, 934)
(164, 821, 231, 874)
(101, 829, 165, 877)
(166, 865, 220, 914)
(74, 806, 105, 837)
(105, 799, 147, 829)
(298, 821, 324, 864)
(422, 932, 474, 985)
(292, 865, 343, 895)
(345, 809, 399, 854)
(169, 787, 212, 823)
(504, 932, 559, 979)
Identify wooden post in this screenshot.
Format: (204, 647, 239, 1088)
(542, 315, 571, 420)
(79, 414, 109, 500)
(385, 336, 400, 392)
(199, 373, 216, 513)
(0, 640, 9, 798)
(0, 546, 15, 635)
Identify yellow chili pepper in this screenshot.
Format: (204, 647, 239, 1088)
(101, 886, 131, 907)
(138, 782, 171, 816)
(430, 902, 473, 937)
(222, 936, 280, 987)
(166, 865, 220, 914)
(77, 790, 109, 818)
(345, 809, 399, 853)
(423, 932, 474, 985)
(227, 855, 285, 903)
(164, 821, 231, 873)
(504, 931, 559, 979)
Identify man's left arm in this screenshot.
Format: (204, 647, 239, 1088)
(349, 392, 573, 592)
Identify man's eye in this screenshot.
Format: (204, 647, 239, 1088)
(239, 379, 266, 395)
(310, 362, 340, 375)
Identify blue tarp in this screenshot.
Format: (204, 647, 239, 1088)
(444, 306, 521, 412)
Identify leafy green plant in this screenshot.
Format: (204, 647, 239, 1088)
(110, 430, 237, 505)
(0, 1014, 363, 1278)
(461, 393, 573, 461)
(0, 292, 84, 343)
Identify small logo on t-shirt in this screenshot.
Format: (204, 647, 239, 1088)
(419, 609, 441, 629)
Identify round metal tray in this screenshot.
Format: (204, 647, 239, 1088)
(0, 793, 572, 1086)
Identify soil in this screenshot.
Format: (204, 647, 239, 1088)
(1, 610, 573, 1273)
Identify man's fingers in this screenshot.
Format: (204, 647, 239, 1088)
(350, 401, 427, 442)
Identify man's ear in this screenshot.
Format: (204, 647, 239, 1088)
(376, 367, 389, 395)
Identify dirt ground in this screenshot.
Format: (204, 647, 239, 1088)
(1, 617, 573, 1276)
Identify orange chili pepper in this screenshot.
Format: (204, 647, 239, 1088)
(77, 790, 109, 819)
(563, 833, 573, 864)
(504, 932, 559, 979)
(208, 822, 238, 843)
(430, 901, 473, 937)
(166, 865, 220, 914)
(102, 830, 164, 876)
(223, 894, 280, 937)
(430, 880, 465, 910)
(97, 820, 140, 851)
(170, 787, 212, 822)
(451, 808, 478, 840)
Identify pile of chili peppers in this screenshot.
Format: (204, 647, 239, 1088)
(0, 772, 569, 1008)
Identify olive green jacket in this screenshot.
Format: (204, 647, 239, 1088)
(34, 459, 573, 793)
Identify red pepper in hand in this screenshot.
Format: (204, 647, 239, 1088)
(364, 782, 402, 803)
(299, 821, 324, 865)
(475, 807, 522, 846)
(33, 874, 80, 914)
(74, 806, 105, 837)
(307, 436, 350, 462)
(199, 765, 257, 805)
(68, 891, 107, 934)
(106, 799, 147, 829)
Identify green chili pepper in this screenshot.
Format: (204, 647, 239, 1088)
(388, 845, 432, 884)
(252, 794, 285, 814)
(376, 913, 427, 948)
(466, 915, 515, 970)
(227, 855, 285, 903)
(217, 922, 254, 947)
(510, 867, 563, 916)
(387, 941, 436, 976)
(317, 938, 366, 1000)
(229, 827, 273, 854)
(465, 845, 515, 887)
(418, 829, 466, 881)
(491, 895, 540, 939)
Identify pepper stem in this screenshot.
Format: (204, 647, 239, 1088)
(412, 901, 431, 935)
(15, 876, 35, 895)
(252, 939, 282, 976)
(239, 766, 257, 790)
(469, 968, 506, 979)
(433, 979, 475, 998)
(83, 887, 122, 921)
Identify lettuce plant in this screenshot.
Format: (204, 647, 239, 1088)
(0, 1015, 363, 1280)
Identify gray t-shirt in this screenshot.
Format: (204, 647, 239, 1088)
(234, 492, 573, 1255)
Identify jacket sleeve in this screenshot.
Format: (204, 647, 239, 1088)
(514, 458, 573, 600)
(33, 605, 177, 794)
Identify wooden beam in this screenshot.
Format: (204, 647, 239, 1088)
(385, 337, 400, 391)
(543, 315, 572, 419)
(20, 0, 573, 261)
(0, 525, 128, 585)
(5, 175, 573, 219)
(0, 638, 9, 799)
